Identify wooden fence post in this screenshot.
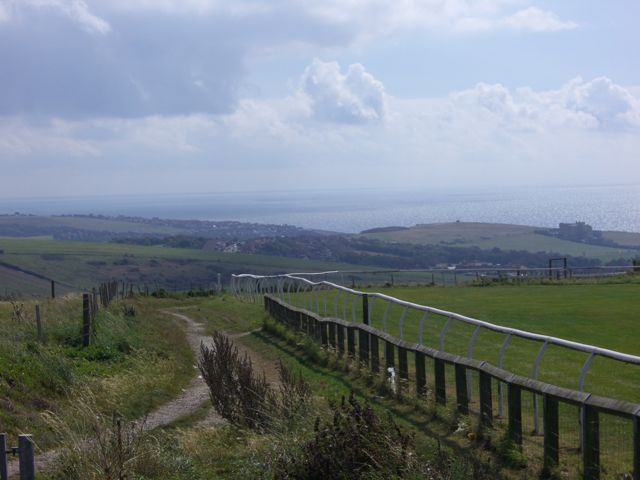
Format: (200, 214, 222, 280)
(543, 394, 559, 474)
(35, 305, 43, 344)
(479, 371, 493, 428)
(415, 351, 426, 397)
(320, 321, 328, 347)
(398, 347, 409, 380)
(337, 326, 345, 356)
(455, 364, 469, 415)
(362, 294, 369, 325)
(50, 280, 55, 299)
(508, 384, 523, 447)
(370, 334, 380, 372)
(347, 327, 356, 357)
(329, 323, 337, 348)
(358, 330, 369, 367)
(582, 405, 600, 480)
(434, 359, 446, 405)
(633, 415, 640, 480)
(82, 293, 91, 347)
(385, 341, 395, 371)
(0, 433, 8, 480)
(18, 435, 35, 480)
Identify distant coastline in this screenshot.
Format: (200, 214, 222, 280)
(0, 184, 638, 234)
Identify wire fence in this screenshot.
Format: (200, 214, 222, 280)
(233, 272, 640, 480)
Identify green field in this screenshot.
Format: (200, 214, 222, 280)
(289, 280, 640, 403)
(0, 237, 369, 296)
(0, 214, 184, 235)
(362, 222, 638, 261)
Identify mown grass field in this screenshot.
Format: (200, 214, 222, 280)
(362, 222, 639, 261)
(290, 278, 640, 403)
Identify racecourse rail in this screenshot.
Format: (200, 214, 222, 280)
(232, 271, 640, 480)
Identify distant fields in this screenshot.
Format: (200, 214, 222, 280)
(0, 237, 368, 295)
(362, 222, 639, 261)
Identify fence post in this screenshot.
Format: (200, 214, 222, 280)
(35, 305, 43, 344)
(320, 321, 328, 347)
(415, 351, 426, 397)
(582, 405, 600, 480)
(434, 359, 446, 405)
(507, 384, 523, 447)
(361, 294, 370, 326)
(454, 364, 469, 415)
(633, 415, 640, 480)
(479, 371, 493, 428)
(0, 433, 7, 480)
(385, 341, 395, 372)
(370, 334, 380, 372)
(328, 323, 337, 348)
(82, 293, 91, 347)
(543, 394, 559, 474)
(358, 330, 369, 367)
(18, 435, 35, 480)
(347, 327, 356, 357)
(337, 326, 345, 356)
(398, 347, 409, 380)
(50, 280, 55, 299)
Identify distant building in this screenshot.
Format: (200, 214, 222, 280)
(557, 222, 602, 242)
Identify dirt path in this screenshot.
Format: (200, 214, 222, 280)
(8, 310, 271, 478)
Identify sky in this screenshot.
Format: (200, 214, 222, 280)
(1, 0, 639, 198)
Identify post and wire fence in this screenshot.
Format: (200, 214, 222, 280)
(232, 271, 640, 480)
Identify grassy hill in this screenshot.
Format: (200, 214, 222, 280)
(362, 222, 638, 261)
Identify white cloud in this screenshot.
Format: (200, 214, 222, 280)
(7, 0, 111, 34)
(502, 7, 577, 32)
(300, 59, 386, 123)
(453, 77, 640, 131)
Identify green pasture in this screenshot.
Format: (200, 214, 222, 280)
(0, 237, 369, 294)
(362, 222, 638, 262)
(287, 281, 640, 403)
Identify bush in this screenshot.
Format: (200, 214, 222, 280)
(274, 393, 418, 479)
(199, 331, 274, 430)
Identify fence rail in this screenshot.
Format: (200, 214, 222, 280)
(233, 272, 640, 479)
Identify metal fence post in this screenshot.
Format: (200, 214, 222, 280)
(18, 435, 35, 480)
(35, 305, 43, 344)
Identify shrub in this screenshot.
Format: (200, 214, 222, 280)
(274, 393, 418, 479)
(198, 331, 274, 430)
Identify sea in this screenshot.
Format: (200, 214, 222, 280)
(1, 184, 639, 234)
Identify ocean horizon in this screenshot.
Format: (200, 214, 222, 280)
(1, 183, 638, 234)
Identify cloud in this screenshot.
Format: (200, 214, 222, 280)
(502, 7, 577, 32)
(300, 59, 386, 123)
(4, 0, 111, 34)
(453, 77, 640, 131)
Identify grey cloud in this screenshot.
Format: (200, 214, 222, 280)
(301, 59, 386, 124)
(0, 3, 354, 118)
